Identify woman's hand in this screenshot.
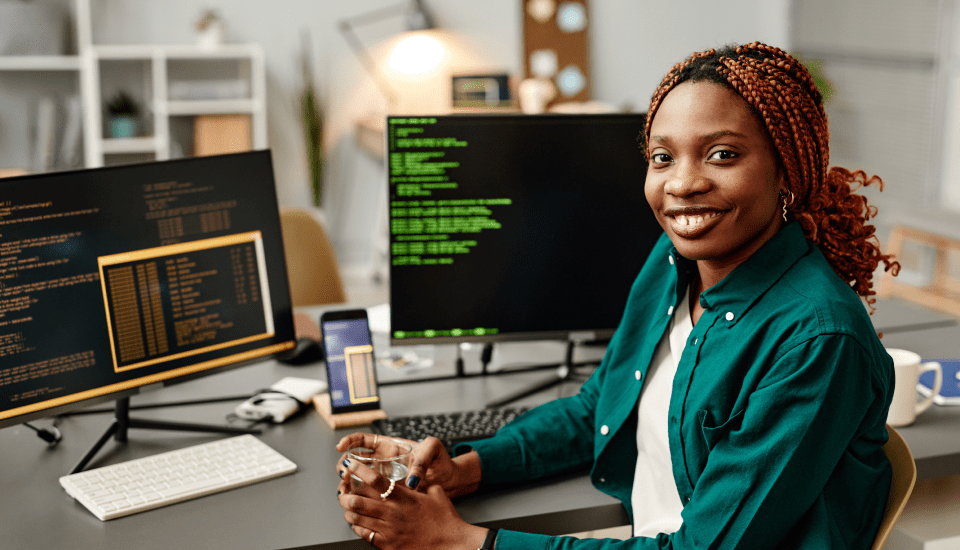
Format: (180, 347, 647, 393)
(335, 433, 481, 497)
(337, 456, 488, 550)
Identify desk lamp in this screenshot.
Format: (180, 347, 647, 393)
(338, 0, 446, 110)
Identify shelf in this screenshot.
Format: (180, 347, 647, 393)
(101, 137, 158, 154)
(0, 0, 266, 171)
(93, 43, 262, 61)
(166, 99, 260, 115)
(0, 55, 81, 71)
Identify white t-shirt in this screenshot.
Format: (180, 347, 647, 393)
(631, 288, 692, 538)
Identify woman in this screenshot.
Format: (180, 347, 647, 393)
(337, 42, 901, 549)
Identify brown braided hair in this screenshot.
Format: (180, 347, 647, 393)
(643, 42, 899, 309)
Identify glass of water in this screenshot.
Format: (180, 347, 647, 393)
(346, 438, 413, 492)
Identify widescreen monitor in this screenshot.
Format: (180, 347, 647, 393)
(0, 151, 296, 431)
(387, 113, 662, 346)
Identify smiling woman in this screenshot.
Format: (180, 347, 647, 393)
(335, 42, 903, 550)
(643, 42, 900, 310)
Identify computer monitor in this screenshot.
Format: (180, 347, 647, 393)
(387, 113, 662, 346)
(0, 152, 296, 448)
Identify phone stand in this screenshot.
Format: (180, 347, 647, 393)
(313, 395, 386, 429)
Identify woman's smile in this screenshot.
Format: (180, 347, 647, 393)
(665, 208, 726, 237)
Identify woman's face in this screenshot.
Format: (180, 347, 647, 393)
(645, 81, 784, 274)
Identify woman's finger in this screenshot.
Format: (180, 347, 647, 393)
(352, 524, 387, 549)
(342, 457, 394, 498)
(335, 432, 378, 453)
(404, 436, 447, 490)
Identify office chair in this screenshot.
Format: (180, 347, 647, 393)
(871, 424, 916, 550)
(280, 208, 346, 307)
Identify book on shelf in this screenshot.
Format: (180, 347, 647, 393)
(31, 97, 57, 173)
(57, 96, 83, 170)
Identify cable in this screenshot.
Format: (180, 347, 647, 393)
(481, 343, 494, 375)
(456, 344, 466, 377)
(24, 422, 62, 446)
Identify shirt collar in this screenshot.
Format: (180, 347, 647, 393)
(670, 222, 811, 324)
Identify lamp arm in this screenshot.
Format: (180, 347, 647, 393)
(337, 3, 417, 107)
(339, 3, 410, 28)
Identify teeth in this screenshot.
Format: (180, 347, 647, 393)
(674, 212, 719, 226)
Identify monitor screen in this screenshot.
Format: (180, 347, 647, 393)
(387, 113, 662, 345)
(0, 151, 296, 429)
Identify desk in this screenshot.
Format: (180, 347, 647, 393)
(0, 342, 624, 550)
(2, 298, 959, 549)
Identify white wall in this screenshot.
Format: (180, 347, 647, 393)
(90, 0, 789, 274)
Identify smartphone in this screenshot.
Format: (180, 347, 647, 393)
(320, 309, 381, 414)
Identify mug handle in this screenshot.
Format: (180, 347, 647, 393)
(916, 361, 943, 415)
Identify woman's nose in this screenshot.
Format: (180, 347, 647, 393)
(663, 162, 709, 197)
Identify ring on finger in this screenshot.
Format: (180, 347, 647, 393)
(369, 531, 376, 543)
(380, 478, 396, 500)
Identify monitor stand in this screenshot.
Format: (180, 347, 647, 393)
(69, 397, 258, 474)
(484, 339, 591, 408)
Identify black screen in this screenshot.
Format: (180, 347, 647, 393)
(387, 114, 662, 344)
(0, 151, 296, 428)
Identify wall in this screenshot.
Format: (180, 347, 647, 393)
(89, 0, 789, 274)
(791, 0, 960, 245)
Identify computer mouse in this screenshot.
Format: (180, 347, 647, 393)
(277, 337, 325, 365)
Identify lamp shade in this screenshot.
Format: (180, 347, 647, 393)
(373, 29, 487, 114)
(388, 33, 447, 75)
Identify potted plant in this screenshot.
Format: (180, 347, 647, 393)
(106, 91, 139, 138)
(195, 10, 225, 49)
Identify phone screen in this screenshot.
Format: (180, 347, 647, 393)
(321, 311, 380, 413)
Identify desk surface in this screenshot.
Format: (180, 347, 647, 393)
(2, 298, 959, 549)
(0, 343, 624, 550)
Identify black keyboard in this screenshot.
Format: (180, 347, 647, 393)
(371, 406, 530, 455)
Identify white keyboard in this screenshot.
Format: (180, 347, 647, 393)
(59, 434, 297, 521)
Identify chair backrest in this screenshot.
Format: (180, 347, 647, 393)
(279, 208, 346, 307)
(871, 424, 917, 550)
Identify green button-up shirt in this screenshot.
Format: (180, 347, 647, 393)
(467, 223, 894, 549)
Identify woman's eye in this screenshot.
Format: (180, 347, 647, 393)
(650, 153, 672, 164)
(709, 149, 737, 161)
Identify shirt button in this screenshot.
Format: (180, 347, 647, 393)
(668, 255, 674, 265)
(667, 306, 674, 315)
(725, 311, 735, 321)
(600, 425, 610, 435)
(635, 370, 642, 381)
(692, 337, 698, 345)
(600, 477, 606, 483)
(686, 497, 691, 502)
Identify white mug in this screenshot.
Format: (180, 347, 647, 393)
(886, 348, 942, 427)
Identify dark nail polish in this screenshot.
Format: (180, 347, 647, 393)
(337, 490, 342, 497)
(339, 469, 344, 478)
(406, 475, 421, 489)
(342, 459, 350, 468)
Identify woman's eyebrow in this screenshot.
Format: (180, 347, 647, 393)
(649, 129, 747, 144)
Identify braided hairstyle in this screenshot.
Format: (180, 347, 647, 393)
(643, 42, 899, 309)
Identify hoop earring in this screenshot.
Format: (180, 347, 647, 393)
(780, 191, 795, 222)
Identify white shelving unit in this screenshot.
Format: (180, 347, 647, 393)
(0, 0, 266, 173)
(88, 42, 266, 167)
